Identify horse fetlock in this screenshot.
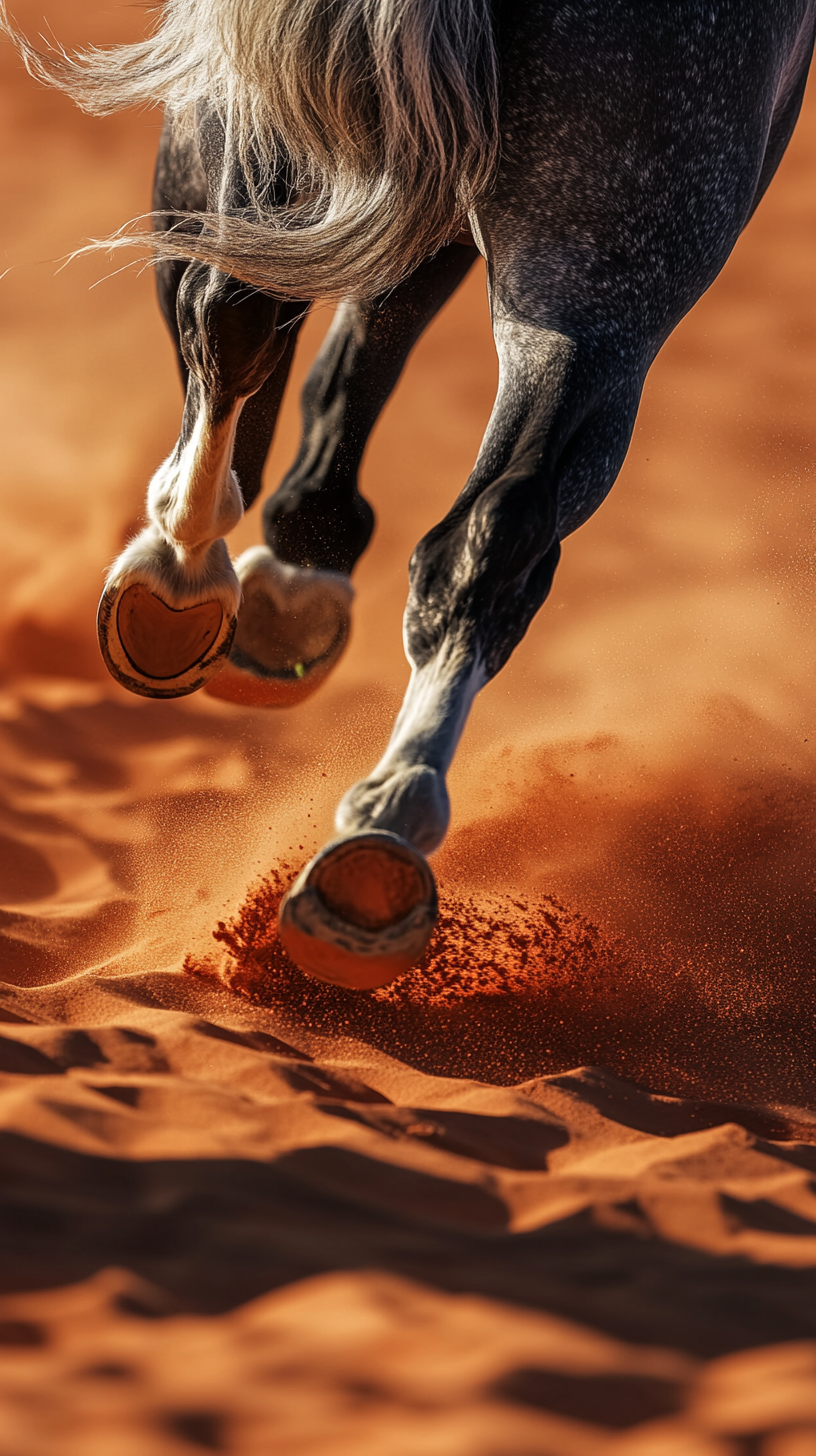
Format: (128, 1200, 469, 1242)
(335, 764, 450, 855)
(263, 477, 375, 575)
(147, 443, 244, 551)
(152, 476, 244, 550)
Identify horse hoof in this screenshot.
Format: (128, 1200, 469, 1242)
(204, 546, 353, 708)
(278, 831, 438, 989)
(97, 528, 239, 698)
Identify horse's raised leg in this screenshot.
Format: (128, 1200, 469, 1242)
(279, 307, 641, 986)
(207, 242, 480, 707)
(98, 249, 298, 697)
(139, 118, 315, 705)
(264, 241, 480, 574)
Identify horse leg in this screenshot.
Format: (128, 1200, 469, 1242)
(97, 257, 299, 698)
(279, 305, 642, 987)
(152, 116, 307, 519)
(207, 242, 480, 708)
(98, 114, 308, 700)
(263, 241, 480, 574)
(277, 0, 816, 986)
(134, 119, 478, 707)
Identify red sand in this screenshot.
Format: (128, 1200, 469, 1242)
(0, 3, 814, 1452)
(186, 860, 811, 1107)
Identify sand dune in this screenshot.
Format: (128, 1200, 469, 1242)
(1, 980, 815, 1453)
(0, 3, 814, 1451)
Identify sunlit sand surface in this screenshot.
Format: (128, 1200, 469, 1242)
(0, 4, 813, 1451)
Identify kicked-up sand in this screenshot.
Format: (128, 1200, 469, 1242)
(0, 4, 814, 1452)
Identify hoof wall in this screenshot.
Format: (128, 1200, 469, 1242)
(204, 547, 352, 708)
(98, 581, 236, 699)
(278, 832, 437, 989)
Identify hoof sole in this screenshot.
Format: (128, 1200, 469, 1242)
(278, 832, 437, 989)
(98, 581, 236, 699)
(203, 547, 352, 709)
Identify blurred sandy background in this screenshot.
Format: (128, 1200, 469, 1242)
(0, 6, 814, 1453)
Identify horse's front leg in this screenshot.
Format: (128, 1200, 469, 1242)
(98, 263, 285, 697)
(208, 242, 480, 709)
(279, 313, 641, 987)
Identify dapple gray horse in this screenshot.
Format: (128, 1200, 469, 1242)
(5, 0, 814, 986)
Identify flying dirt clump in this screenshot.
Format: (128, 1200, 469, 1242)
(183, 865, 720, 1088)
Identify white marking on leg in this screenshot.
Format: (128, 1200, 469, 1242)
(102, 396, 248, 618)
(148, 398, 246, 567)
(336, 640, 487, 853)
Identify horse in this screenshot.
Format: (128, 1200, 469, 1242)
(4, 0, 814, 989)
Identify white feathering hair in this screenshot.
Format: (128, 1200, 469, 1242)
(1, 0, 498, 300)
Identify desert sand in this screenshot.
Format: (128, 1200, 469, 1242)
(0, 4, 814, 1453)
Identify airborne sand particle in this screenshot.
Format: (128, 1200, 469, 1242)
(183, 858, 811, 1105)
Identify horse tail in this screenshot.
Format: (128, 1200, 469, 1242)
(1, 0, 498, 300)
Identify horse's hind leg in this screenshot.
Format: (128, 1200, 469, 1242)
(98, 117, 306, 698)
(264, 241, 479, 574)
(279, 306, 643, 987)
(152, 118, 304, 516)
(97, 258, 294, 697)
(208, 240, 480, 708)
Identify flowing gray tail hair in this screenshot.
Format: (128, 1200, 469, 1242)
(2, 0, 498, 300)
